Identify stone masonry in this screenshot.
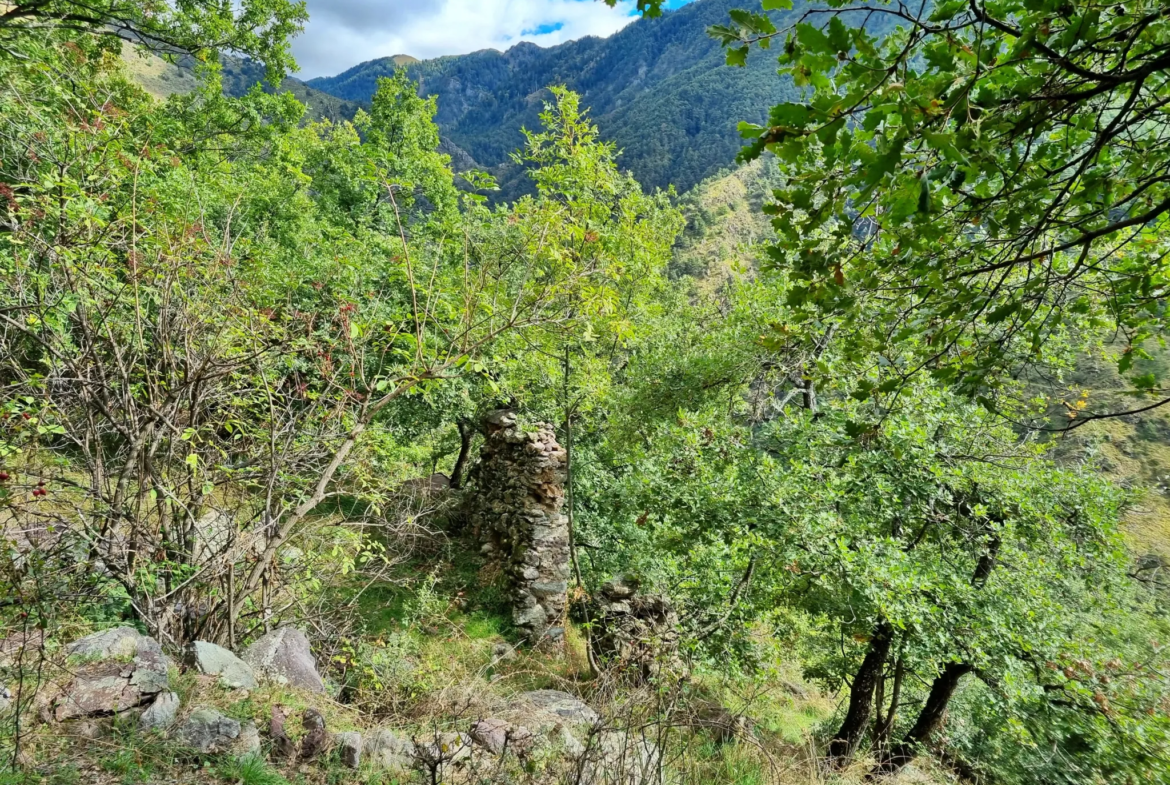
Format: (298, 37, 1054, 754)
(468, 410, 570, 649)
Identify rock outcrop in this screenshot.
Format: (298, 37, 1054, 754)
(55, 627, 171, 720)
(241, 627, 325, 693)
(467, 410, 571, 648)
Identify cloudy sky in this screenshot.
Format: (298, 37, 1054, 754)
(291, 0, 696, 79)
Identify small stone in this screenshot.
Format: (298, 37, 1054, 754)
(56, 628, 171, 720)
(189, 641, 257, 690)
(530, 581, 567, 598)
(139, 691, 180, 730)
(491, 643, 516, 661)
(178, 708, 240, 753)
(334, 731, 362, 768)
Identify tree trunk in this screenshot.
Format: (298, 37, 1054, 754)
(828, 621, 893, 765)
(868, 662, 973, 779)
(450, 418, 474, 490)
(873, 655, 904, 751)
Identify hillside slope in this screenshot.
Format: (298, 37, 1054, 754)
(307, 0, 803, 198)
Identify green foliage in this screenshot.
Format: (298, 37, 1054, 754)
(722, 0, 1170, 419)
(217, 755, 290, 785)
(0, 0, 307, 80)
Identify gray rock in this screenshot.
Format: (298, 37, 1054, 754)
(0, 686, 11, 715)
(139, 691, 180, 731)
(241, 628, 324, 693)
(334, 731, 362, 768)
(470, 718, 534, 756)
(189, 641, 257, 690)
(55, 629, 170, 721)
(363, 728, 414, 774)
(512, 690, 599, 727)
(235, 721, 262, 757)
(178, 707, 240, 753)
(65, 627, 143, 660)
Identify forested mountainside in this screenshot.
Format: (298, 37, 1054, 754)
(307, 0, 802, 198)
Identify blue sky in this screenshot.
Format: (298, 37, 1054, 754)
(293, 0, 698, 79)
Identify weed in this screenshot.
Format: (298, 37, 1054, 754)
(218, 754, 290, 785)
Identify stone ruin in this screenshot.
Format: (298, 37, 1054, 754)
(466, 410, 571, 649)
(589, 576, 681, 683)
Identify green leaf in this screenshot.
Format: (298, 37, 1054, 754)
(726, 45, 749, 67)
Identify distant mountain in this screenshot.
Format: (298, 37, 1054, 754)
(307, 0, 803, 199)
(219, 57, 362, 124)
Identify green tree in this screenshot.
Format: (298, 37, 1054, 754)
(715, 0, 1170, 425)
(0, 0, 306, 78)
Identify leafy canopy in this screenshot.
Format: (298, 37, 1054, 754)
(717, 0, 1170, 422)
(0, 0, 307, 79)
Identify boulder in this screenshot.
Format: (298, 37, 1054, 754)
(363, 728, 415, 774)
(235, 721, 262, 758)
(334, 731, 362, 769)
(241, 628, 324, 693)
(138, 691, 180, 731)
(178, 707, 240, 753)
(511, 690, 599, 728)
(469, 717, 534, 756)
(55, 628, 170, 720)
(188, 641, 257, 690)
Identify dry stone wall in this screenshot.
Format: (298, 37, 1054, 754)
(467, 410, 570, 648)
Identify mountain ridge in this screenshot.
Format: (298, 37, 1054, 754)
(307, 0, 803, 199)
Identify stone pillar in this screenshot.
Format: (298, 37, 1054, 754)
(468, 410, 570, 649)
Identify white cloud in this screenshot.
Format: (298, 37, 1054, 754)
(292, 0, 644, 79)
